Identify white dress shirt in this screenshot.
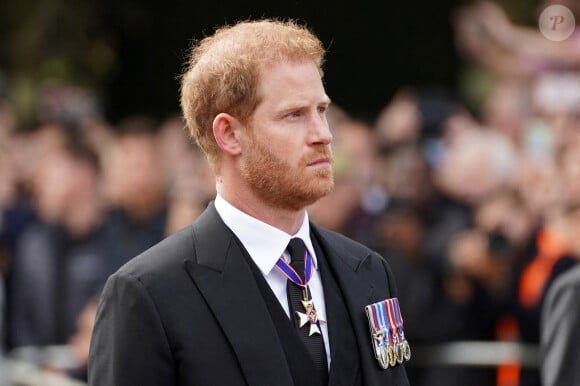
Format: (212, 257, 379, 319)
(214, 194, 331, 367)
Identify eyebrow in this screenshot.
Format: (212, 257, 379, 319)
(280, 95, 331, 110)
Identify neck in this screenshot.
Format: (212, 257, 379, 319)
(216, 177, 306, 235)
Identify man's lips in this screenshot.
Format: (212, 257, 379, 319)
(307, 157, 332, 167)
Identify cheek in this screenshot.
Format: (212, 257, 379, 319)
(260, 134, 294, 155)
(251, 122, 301, 152)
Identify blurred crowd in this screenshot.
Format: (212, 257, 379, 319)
(1, 1, 580, 385)
(0, 84, 217, 382)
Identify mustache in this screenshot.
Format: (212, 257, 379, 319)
(304, 148, 333, 165)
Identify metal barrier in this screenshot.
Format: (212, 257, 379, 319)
(3, 359, 87, 386)
(3, 346, 86, 386)
(408, 341, 541, 369)
(1, 341, 539, 385)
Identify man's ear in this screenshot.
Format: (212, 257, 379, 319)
(213, 113, 243, 156)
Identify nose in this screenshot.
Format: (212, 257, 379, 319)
(308, 112, 333, 146)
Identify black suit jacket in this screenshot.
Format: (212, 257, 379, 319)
(88, 203, 409, 386)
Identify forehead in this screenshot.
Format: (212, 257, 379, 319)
(255, 61, 329, 108)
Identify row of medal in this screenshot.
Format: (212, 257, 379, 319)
(364, 298, 411, 369)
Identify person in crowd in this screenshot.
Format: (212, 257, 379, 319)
(453, 0, 580, 79)
(158, 115, 216, 235)
(102, 116, 168, 269)
(308, 119, 379, 245)
(88, 19, 409, 386)
(9, 130, 112, 349)
(371, 137, 505, 386)
(374, 88, 423, 149)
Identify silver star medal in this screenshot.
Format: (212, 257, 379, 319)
(296, 299, 324, 336)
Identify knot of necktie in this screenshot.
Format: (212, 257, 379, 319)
(287, 238, 307, 284)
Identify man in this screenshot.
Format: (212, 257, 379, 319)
(88, 19, 409, 386)
(540, 200, 580, 386)
(541, 264, 580, 386)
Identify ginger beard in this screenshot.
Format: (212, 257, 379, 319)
(240, 132, 334, 211)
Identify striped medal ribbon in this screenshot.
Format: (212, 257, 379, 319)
(365, 300, 392, 369)
(386, 298, 411, 363)
(275, 249, 314, 288)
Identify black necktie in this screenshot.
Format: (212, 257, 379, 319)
(286, 238, 328, 384)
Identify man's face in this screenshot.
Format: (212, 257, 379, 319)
(239, 60, 334, 211)
(34, 151, 73, 222)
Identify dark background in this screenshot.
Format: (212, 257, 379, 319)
(0, 0, 482, 125)
(102, 0, 459, 123)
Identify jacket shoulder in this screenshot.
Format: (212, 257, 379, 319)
(115, 225, 194, 283)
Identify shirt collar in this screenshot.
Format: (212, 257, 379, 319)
(214, 194, 317, 276)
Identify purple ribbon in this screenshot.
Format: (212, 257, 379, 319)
(275, 248, 313, 288)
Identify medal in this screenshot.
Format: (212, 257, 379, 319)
(388, 344, 397, 367)
(276, 249, 322, 335)
(366, 297, 411, 369)
(403, 340, 412, 362)
(365, 301, 392, 369)
(392, 298, 411, 362)
(386, 298, 411, 363)
(396, 343, 404, 364)
(384, 299, 401, 364)
(373, 328, 389, 369)
(296, 290, 323, 336)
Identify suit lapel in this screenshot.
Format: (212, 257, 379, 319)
(184, 204, 294, 386)
(311, 225, 398, 386)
